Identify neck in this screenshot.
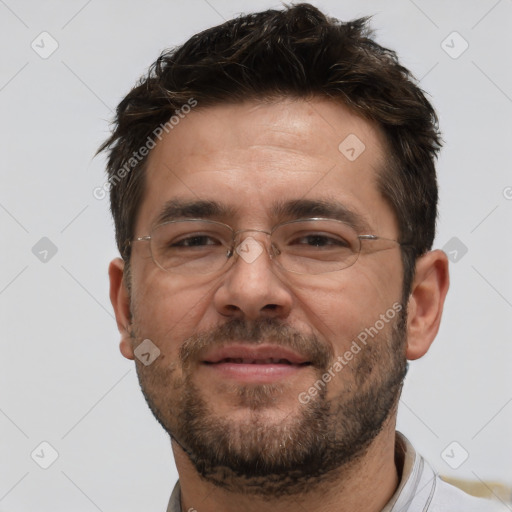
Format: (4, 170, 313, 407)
(171, 420, 400, 512)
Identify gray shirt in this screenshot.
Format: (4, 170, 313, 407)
(166, 432, 505, 511)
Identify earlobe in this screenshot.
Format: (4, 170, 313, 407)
(406, 250, 450, 360)
(108, 258, 135, 360)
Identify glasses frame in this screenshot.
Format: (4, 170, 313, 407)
(128, 217, 409, 275)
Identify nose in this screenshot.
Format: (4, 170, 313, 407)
(212, 233, 293, 321)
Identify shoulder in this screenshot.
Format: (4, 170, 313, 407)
(390, 433, 508, 512)
(429, 476, 507, 512)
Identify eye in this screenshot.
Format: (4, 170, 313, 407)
(291, 233, 351, 248)
(170, 234, 222, 248)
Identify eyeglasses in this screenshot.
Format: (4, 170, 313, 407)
(129, 218, 406, 275)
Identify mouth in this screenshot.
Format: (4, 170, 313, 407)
(207, 357, 309, 365)
(201, 344, 312, 382)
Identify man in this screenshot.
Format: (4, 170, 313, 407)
(100, 4, 503, 511)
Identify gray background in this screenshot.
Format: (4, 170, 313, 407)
(1, 0, 511, 510)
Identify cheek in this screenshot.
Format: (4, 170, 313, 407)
(131, 271, 215, 356)
(355, 247, 404, 302)
(289, 261, 402, 354)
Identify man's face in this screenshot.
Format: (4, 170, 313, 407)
(122, 98, 407, 494)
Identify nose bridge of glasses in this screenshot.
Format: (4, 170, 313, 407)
(233, 227, 271, 238)
(232, 228, 276, 265)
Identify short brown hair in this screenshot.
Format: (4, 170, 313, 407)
(98, 2, 441, 298)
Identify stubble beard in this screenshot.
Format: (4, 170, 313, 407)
(132, 311, 408, 498)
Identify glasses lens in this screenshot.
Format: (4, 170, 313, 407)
(150, 220, 233, 274)
(272, 219, 361, 274)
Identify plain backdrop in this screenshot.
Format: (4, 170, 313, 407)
(1, 0, 511, 510)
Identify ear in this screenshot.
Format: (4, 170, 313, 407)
(108, 258, 134, 360)
(406, 249, 450, 360)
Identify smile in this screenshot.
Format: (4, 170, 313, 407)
(201, 344, 312, 382)
(206, 357, 310, 365)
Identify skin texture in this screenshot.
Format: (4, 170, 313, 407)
(109, 98, 449, 512)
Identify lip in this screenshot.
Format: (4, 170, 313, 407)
(201, 344, 312, 383)
(202, 344, 310, 365)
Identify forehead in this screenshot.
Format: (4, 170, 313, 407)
(135, 97, 396, 235)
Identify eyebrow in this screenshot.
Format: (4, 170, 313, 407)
(154, 198, 372, 233)
(154, 199, 237, 226)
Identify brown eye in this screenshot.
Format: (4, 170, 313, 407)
(291, 234, 350, 248)
(171, 235, 221, 247)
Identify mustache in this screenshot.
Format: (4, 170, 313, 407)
(179, 317, 333, 369)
